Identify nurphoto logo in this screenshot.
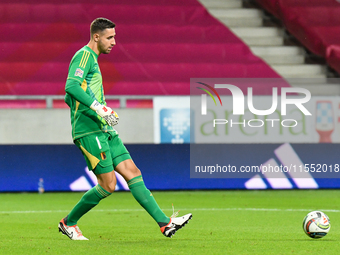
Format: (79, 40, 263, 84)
(197, 82, 311, 128)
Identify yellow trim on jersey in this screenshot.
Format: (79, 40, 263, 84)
(72, 80, 88, 138)
(79, 144, 100, 169)
(79, 51, 86, 68)
(80, 79, 87, 91)
(73, 101, 80, 139)
(79, 51, 90, 69)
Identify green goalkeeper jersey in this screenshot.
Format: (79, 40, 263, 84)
(65, 45, 114, 140)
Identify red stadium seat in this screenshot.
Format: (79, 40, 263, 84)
(256, 0, 340, 73)
(0, 0, 282, 101)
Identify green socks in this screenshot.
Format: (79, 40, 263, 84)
(66, 184, 111, 226)
(128, 175, 170, 226)
(66, 176, 169, 227)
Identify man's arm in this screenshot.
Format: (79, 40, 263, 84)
(65, 50, 95, 107)
(65, 79, 94, 107)
(65, 50, 119, 126)
(66, 78, 119, 126)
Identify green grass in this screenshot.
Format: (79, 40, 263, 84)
(0, 190, 340, 254)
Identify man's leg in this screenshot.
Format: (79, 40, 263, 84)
(58, 170, 115, 240)
(115, 159, 170, 225)
(115, 159, 192, 237)
(67, 171, 115, 225)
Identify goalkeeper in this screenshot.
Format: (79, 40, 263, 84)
(58, 17, 192, 240)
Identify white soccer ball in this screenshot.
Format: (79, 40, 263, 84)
(302, 211, 330, 238)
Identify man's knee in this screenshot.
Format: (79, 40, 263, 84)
(115, 160, 142, 181)
(107, 182, 116, 193)
(131, 166, 141, 176)
(102, 181, 116, 193)
(123, 162, 141, 176)
(96, 172, 117, 193)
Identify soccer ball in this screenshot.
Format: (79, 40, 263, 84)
(302, 211, 330, 238)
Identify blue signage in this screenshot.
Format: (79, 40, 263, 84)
(160, 108, 191, 143)
(0, 144, 340, 192)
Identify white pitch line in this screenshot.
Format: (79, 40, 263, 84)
(0, 208, 340, 214)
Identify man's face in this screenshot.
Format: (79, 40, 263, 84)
(97, 28, 116, 54)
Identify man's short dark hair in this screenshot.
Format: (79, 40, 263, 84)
(90, 18, 115, 35)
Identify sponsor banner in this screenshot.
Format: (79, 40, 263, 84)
(1, 144, 340, 192)
(192, 95, 340, 143)
(153, 95, 340, 144)
(191, 143, 340, 179)
(0, 144, 190, 192)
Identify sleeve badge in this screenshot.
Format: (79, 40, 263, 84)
(75, 68, 84, 78)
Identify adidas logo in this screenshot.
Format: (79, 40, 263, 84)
(69, 167, 129, 191)
(245, 143, 318, 189)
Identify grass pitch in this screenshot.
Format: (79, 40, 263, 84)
(0, 190, 340, 255)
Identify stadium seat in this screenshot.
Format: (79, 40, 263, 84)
(0, 0, 281, 102)
(256, 0, 340, 74)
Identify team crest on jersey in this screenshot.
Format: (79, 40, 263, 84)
(100, 152, 106, 160)
(75, 68, 84, 78)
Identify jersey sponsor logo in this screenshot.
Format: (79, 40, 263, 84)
(75, 68, 84, 78)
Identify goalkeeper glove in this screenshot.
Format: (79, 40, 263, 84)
(90, 100, 119, 126)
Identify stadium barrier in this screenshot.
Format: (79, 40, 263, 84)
(0, 95, 153, 109)
(1, 143, 340, 192)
